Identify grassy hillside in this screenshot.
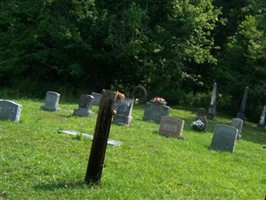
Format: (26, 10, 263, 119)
(0, 99, 265, 200)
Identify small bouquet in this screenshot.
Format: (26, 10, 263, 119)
(150, 97, 167, 105)
(191, 119, 205, 131)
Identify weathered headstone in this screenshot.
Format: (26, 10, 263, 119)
(237, 86, 249, 120)
(113, 98, 134, 126)
(207, 83, 217, 120)
(195, 108, 208, 132)
(40, 91, 60, 111)
(73, 94, 94, 117)
(257, 105, 266, 129)
(159, 116, 184, 138)
(0, 100, 22, 123)
(142, 102, 170, 123)
(231, 118, 243, 140)
(91, 92, 102, 105)
(210, 124, 238, 153)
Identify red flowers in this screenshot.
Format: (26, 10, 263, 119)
(150, 97, 167, 105)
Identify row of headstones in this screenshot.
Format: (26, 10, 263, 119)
(1, 89, 265, 131)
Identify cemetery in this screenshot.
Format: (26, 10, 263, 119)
(0, 1, 265, 199)
(1, 91, 265, 200)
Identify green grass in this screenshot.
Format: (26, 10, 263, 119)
(1, 99, 265, 200)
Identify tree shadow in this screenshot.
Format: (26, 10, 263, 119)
(33, 180, 98, 191)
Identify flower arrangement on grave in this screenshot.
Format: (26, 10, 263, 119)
(191, 119, 205, 131)
(150, 97, 167, 105)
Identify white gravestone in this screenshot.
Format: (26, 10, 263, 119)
(0, 99, 22, 123)
(40, 91, 60, 111)
(159, 116, 184, 138)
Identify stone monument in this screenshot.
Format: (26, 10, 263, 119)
(40, 91, 60, 111)
(207, 83, 217, 120)
(0, 99, 22, 123)
(113, 98, 134, 126)
(237, 86, 249, 120)
(73, 94, 94, 117)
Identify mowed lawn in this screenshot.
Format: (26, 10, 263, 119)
(0, 99, 265, 200)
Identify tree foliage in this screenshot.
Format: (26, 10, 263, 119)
(0, 0, 265, 121)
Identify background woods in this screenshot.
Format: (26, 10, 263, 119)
(0, 0, 265, 122)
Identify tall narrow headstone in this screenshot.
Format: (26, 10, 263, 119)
(237, 86, 249, 120)
(207, 83, 217, 120)
(0, 100, 22, 123)
(257, 105, 266, 129)
(113, 98, 134, 126)
(40, 91, 60, 111)
(231, 118, 243, 140)
(73, 94, 94, 117)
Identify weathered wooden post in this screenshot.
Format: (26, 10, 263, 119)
(85, 90, 117, 184)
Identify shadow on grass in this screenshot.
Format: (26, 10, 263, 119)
(34, 180, 98, 191)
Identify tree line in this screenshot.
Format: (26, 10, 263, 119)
(0, 0, 265, 121)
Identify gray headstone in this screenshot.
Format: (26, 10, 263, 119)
(210, 124, 238, 153)
(237, 86, 249, 120)
(40, 91, 60, 111)
(73, 94, 94, 117)
(159, 116, 184, 138)
(207, 83, 217, 120)
(196, 108, 208, 131)
(0, 100, 22, 123)
(113, 98, 134, 126)
(257, 105, 266, 129)
(142, 102, 170, 123)
(231, 118, 243, 140)
(91, 92, 102, 105)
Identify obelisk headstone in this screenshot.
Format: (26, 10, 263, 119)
(237, 87, 249, 120)
(207, 83, 217, 120)
(257, 105, 266, 129)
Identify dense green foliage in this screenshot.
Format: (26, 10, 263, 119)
(0, 0, 265, 121)
(1, 99, 265, 199)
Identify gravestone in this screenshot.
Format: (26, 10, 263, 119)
(73, 94, 94, 117)
(40, 91, 60, 111)
(195, 108, 208, 132)
(0, 99, 22, 123)
(207, 83, 217, 120)
(237, 86, 249, 120)
(159, 116, 184, 138)
(91, 92, 102, 105)
(210, 124, 238, 153)
(113, 98, 134, 125)
(142, 102, 170, 123)
(257, 105, 266, 129)
(231, 118, 243, 140)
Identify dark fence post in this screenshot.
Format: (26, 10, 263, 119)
(85, 90, 117, 184)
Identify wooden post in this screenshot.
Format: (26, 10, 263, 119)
(85, 90, 117, 184)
